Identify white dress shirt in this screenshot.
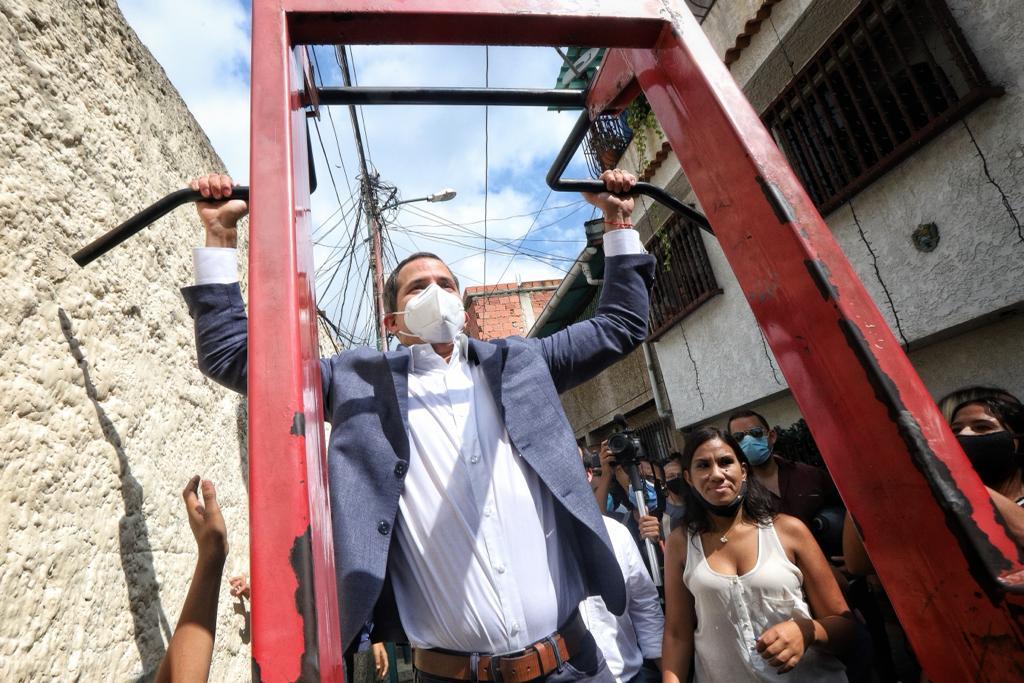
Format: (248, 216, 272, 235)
(192, 228, 646, 654)
(580, 518, 664, 682)
(392, 336, 581, 653)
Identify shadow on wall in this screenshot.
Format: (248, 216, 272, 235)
(58, 308, 172, 682)
(236, 396, 248, 492)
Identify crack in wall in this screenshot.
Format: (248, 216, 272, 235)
(680, 330, 705, 410)
(769, 16, 799, 77)
(962, 119, 1023, 244)
(847, 201, 911, 350)
(759, 328, 784, 385)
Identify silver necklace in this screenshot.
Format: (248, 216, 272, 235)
(719, 520, 741, 544)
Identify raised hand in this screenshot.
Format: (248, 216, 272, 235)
(191, 173, 248, 248)
(582, 168, 637, 226)
(182, 475, 228, 567)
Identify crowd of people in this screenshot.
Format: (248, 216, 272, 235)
(149, 170, 1022, 681)
(581, 387, 1024, 683)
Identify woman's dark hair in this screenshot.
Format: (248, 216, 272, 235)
(938, 386, 1024, 436)
(680, 426, 776, 535)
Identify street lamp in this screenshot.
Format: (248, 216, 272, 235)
(389, 188, 458, 208)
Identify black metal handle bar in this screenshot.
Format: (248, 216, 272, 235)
(546, 111, 713, 235)
(72, 187, 250, 267)
(317, 86, 585, 108)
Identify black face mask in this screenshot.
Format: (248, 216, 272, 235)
(957, 432, 1018, 486)
(666, 478, 685, 496)
(695, 480, 747, 518)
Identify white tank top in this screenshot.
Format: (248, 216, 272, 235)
(683, 522, 848, 683)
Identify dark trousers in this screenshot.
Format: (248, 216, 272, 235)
(414, 630, 613, 683)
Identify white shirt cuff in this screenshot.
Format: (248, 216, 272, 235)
(602, 228, 645, 257)
(193, 247, 239, 285)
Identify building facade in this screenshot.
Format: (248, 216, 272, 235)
(536, 0, 1024, 454)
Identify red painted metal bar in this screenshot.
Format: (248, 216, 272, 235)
(249, 2, 342, 680)
(284, 0, 666, 47)
(582, 7, 1024, 682)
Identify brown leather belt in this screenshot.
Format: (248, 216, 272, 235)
(413, 610, 587, 682)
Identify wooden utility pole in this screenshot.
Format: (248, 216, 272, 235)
(336, 45, 387, 350)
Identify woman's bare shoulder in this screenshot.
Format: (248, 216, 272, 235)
(666, 524, 690, 561)
(773, 513, 815, 545)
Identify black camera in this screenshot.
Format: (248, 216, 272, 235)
(607, 430, 644, 465)
(607, 414, 646, 465)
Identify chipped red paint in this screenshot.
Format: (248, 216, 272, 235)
(250, 2, 342, 680)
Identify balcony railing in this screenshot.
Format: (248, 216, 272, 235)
(583, 112, 634, 177)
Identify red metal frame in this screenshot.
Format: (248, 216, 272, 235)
(248, 1, 1023, 680)
(249, 6, 342, 681)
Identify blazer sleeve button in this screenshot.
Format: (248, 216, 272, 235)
(377, 520, 391, 535)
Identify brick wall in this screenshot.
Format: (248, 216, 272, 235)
(463, 280, 560, 340)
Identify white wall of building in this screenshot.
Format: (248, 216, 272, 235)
(636, 0, 1024, 429)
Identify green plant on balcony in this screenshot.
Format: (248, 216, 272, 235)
(625, 94, 663, 171)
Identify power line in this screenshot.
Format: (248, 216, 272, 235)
(336, 44, 387, 349)
(397, 200, 584, 229)
(488, 187, 554, 291)
(402, 202, 580, 265)
(347, 46, 374, 168)
(309, 47, 356, 201)
(389, 223, 575, 267)
(483, 45, 490, 285)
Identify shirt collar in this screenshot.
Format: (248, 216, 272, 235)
(407, 334, 468, 374)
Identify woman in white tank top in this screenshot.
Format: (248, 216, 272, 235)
(662, 426, 856, 683)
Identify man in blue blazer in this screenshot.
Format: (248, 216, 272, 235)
(183, 169, 655, 682)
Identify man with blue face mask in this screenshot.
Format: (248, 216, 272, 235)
(183, 169, 655, 683)
(726, 410, 840, 530)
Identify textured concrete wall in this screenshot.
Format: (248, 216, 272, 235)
(643, 0, 1024, 428)
(1, 1, 252, 680)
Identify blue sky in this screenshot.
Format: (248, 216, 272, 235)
(118, 0, 595, 344)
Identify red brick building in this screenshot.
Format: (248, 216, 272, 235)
(463, 279, 561, 340)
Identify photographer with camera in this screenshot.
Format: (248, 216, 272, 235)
(727, 410, 843, 557)
(579, 450, 664, 683)
(600, 417, 666, 586)
(588, 440, 663, 580)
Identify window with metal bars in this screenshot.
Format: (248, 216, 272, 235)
(636, 415, 678, 463)
(583, 112, 634, 178)
(762, 0, 1002, 214)
(646, 214, 722, 341)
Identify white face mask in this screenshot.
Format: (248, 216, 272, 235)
(396, 283, 465, 344)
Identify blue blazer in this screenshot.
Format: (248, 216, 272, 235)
(182, 253, 655, 650)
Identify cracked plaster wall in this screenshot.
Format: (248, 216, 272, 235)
(636, 0, 1024, 429)
(1, 1, 252, 680)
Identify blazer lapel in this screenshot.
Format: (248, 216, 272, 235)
(385, 347, 411, 441)
(467, 338, 504, 420)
